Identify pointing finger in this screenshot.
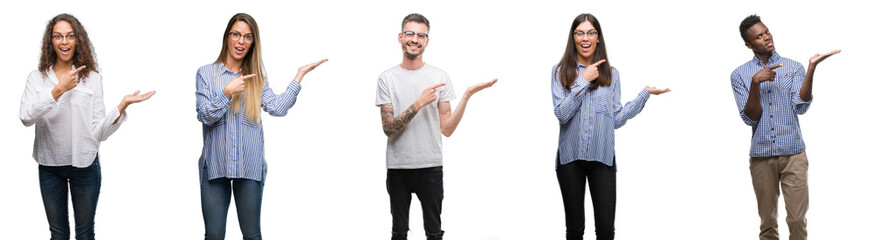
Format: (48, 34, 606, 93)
(590, 59, 607, 67)
(766, 64, 783, 70)
(239, 74, 258, 80)
(70, 66, 87, 74)
(428, 83, 447, 89)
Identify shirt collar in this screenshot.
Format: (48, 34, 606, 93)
(217, 62, 240, 75)
(752, 51, 781, 66)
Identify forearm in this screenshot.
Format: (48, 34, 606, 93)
(442, 94, 471, 137)
(553, 81, 589, 123)
(263, 81, 301, 117)
(381, 104, 418, 138)
(800, 65, 815, 102)
(196, 94, 231, 125)
(20, 90, 58, 126)
(742, 83, 763, 121)
(613, 89, 649, 128)
(51, 88, 65, 101)
(95, 107, 125, 141)
(115, 102, 128, 124)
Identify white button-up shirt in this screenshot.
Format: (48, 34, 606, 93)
(19, 66, 126, 167)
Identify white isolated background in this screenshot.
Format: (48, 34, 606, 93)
(1, 0, 869, 239)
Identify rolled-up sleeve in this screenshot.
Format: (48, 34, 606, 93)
(196, 68, 231, 126)
(731, 70, 758, 126)
(552, 65, 590, 124)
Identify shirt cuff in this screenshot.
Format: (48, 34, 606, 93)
(638, 89, 650, 101)
(110, 107, 128, 125)
(795, 95, 813, 105)
(287, 80, 302, 93)
(575, 77, 591, 88)
(215, 92, 232, 107)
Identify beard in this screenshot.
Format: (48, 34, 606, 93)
(402, 44, 424, 59)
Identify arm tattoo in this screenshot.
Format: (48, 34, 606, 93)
(380, 103, 418, 138)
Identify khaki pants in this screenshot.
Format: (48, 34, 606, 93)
(750, 152, 809, 240)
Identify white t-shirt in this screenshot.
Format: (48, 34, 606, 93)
(375, 64, 455, 169)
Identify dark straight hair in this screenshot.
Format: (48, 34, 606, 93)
(555, 13, 611, 91)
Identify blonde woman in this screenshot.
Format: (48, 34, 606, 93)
(195, 13, 326, 239)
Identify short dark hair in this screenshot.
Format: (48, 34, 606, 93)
(739, 14, 762, 43)
(402, 13, 430, 33)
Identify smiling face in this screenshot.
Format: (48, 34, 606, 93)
(573, 21, 598, 64)
(52, 20, 76, 64)
(399, 21, 429, 59)
(226, 21, 253, 63)
(744, 22, 775, 55)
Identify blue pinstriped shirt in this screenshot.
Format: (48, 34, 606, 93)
(731, 51, 811, 157)
(552, 63, 650, 168)
(196, 63, 301, 181)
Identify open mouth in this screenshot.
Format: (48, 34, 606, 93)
(59, 47, 72, 55)
(235, 47, 245, 54)
(406, 42, 421, 50)
(579, 44, 592, 52)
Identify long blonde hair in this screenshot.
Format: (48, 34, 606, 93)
(216, 13, 265, 124)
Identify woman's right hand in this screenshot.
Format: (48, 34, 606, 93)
(581, 59, 606, 82)
(51, 66, 86, 101)
(223, 74, 257, 99)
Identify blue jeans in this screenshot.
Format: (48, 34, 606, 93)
(200, 169, 264, 240)
(38, 156, 101, 240)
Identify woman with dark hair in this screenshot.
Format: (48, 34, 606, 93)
(19, 13, 154, 239)
(195, 13, 326, 239)
(551, 13, 669, 239)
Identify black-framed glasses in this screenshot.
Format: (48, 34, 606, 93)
(52, 34, 77, 42)
(401, 31, 428, 39)
(574, 30, 598, 39)
(229, 32, 254, 43)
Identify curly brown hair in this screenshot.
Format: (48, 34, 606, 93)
(39, 13, 98, 80)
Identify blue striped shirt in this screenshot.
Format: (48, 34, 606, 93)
(196, 63, 301, 181)
(552, 63, 650, 168)
(731, 51, 811, 157)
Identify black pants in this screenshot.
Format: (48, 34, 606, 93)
(387, 166, 445, 240)
(556, 159, 616, 240)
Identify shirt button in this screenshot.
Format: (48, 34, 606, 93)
(587, 105, 589, 108)
(233, 131, 236, 134)
(585, 118, 589, 120)
(233, 145, 236, 148)
(585, 130, 588, 133)
(768, 90, 771, 93)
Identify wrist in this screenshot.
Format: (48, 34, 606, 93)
(117, 102, 128, 113)
(294, 73, 304, 83)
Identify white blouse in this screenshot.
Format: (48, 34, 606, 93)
(19, 66, 127, 167)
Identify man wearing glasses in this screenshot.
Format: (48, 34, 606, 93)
(374, 13, 497, 240)
(731, 14, 839, 240)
